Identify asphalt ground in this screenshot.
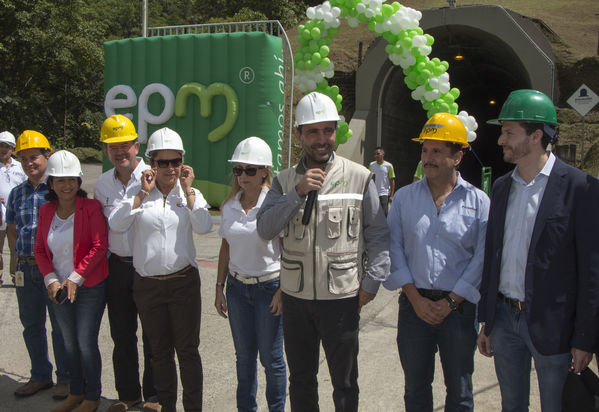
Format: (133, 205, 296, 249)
(0, 163, 544, 411)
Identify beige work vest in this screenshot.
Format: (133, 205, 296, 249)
(277, 154, 372, 300)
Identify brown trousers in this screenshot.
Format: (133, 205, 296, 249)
(133, 266, 203, 412)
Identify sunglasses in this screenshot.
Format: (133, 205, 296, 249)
(155, 158, 183, 168)
(232, 166, 264, 176)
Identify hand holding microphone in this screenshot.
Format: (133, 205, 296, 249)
(296, 168, 326, 225)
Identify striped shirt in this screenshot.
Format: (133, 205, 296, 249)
(6, 179, 49, 256)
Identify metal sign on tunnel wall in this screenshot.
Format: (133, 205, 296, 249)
(103, 32, 285, 206)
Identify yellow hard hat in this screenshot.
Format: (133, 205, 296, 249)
(100, 115, 138, 143)
(15, 130, 52, 154)
(413, 113, 469, 148)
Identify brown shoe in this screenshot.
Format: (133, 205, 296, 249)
(53, 382, 70, 400)
(73, 399, 101, 412)
(51, 394, 84, 412)
(107, 397, 142, 412)
(142, 401, 162, 412)
(14, 380, 53, 397)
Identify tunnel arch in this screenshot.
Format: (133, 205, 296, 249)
(338, 5, 557, 188)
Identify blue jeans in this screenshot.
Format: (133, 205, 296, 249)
(15, 260, 70, 383)
(490, 301, 570, 412)
(227, 275, 286, 412)
(397, 292, 476, 412)
(52, 280, 106, 400)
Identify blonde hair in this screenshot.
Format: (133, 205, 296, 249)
(221, 167, 273, 209)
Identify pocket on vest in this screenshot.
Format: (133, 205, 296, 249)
(327, 258, 360, 294)
(327, 207, 343, 239)
(347, 206, 360, 239)
(281, 257, 304, 293)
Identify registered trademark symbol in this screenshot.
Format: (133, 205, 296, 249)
(239, 67, 255, 84)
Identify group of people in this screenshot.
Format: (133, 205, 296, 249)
(3, 87, 598, 412)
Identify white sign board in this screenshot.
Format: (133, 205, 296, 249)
(567, 84, 599, 117)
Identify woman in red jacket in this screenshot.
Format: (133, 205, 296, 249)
(34, 150, 108, 412)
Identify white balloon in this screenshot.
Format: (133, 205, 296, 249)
(315, 9, 324, 19)
(419, 45, 432, 56)
(439, 83, 450, 94)
(440, 72, 450, 82)
(412, 35, 426, 47)
(467, 131, 477, 142)
(398, 17, 411, 29)
(347, 17, 359, 27)
(365, 9, 375, 18)
(424, 91, 434, 101)
(356, 3, 366, 13)
(331, 7, 341, 18)
(428, 78, 439, 89)
(374, 23, 384, 34)
(306, 7, 316, 19)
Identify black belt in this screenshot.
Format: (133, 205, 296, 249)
(144, 265, 193, 280)
(417, 288, 450, 301)
(498, 292, 526, 311)
(17, 255, 37, 266)
(110, 253, 133, 264)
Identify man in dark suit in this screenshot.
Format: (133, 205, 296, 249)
(476, 89, 599, 412)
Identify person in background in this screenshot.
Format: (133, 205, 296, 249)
(94, 115, 158, 412)
(35, 150, 108, 412)
(6, 130, 70, 399)
(384, 113, 489, 412)
(477, 89, 599, 411)
(109, 127, 213, 412)
(215, 136, 286, 412)
(257, 92, 390, 412)
(369, 146, 395, 215)
(412, 160, 423, 182)
(0, 131, 26, 285)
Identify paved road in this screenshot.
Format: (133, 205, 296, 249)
(0, 163, 543, 411)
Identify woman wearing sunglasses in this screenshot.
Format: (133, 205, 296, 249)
(215, 136, 286, 412)
(109, 127, 213, 412)
(34, 150, 108, 412)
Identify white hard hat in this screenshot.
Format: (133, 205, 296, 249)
(228, 136, 273, 167)
(145, 127, 186, 158)
(0, 131, 16, 147)
(47, 150, 83, 177)
(294, 92, 340, 127)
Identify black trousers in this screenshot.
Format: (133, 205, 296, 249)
(133, 267, 203, 412)
(379, 195, 390, 216)
(107, 254, 156, 401)
(282, 293, 360, 412)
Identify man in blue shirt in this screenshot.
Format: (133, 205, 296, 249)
(384, 113, 489, 412)
(6, 131, 70, 399)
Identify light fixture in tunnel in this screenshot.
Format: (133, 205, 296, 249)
(454, 48, 464, 61)
(489, 99, 496, 105)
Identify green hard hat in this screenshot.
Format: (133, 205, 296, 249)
(487, 89, 558, 126)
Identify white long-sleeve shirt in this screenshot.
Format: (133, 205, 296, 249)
(108, 182, 213, 277)
(94, 158, 150, 256)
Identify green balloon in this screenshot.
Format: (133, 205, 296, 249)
(319, 45, 330, 57)
(312, 52, 321, 64)
(320, 57, 331, 67)
(381, 4, 393, 17)
(311, 27, 321, 39)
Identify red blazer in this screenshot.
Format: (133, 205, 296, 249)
(35, 197, 108, 287)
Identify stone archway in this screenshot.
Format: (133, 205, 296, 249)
(338, 5, 556, 188)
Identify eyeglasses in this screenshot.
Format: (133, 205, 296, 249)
(232, 166, 263, 176)
(155, 158, 183, 168)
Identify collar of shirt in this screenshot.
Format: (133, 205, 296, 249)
(511, 152, 556, 187)
(112, 157, 147, 187)
(230, 188, 268, 213)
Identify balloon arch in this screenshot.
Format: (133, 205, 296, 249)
(294, 0, 478, 145)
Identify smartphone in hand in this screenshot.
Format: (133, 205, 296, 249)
(55, 287, 68, 304)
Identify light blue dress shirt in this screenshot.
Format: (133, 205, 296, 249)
(498, 152, 556, 301)
(383, 173, 490, 304)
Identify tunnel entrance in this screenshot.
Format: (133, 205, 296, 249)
(341, 5, 557, 190)
(380, 24, 531, 188)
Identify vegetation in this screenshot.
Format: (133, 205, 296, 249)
(0, 0, 319, 151)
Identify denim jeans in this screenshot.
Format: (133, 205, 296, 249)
(15, 260, 70, 383)
(226, 275, 286, 412)
(397, 292, 476, 412)
(52, 280, 106, 400)
(490, 301, 570, 412)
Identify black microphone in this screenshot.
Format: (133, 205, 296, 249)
(302, 190, 317, 225)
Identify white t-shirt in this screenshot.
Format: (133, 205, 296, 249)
(48, 213, 75, 282)
(369, 160, 395, 196)
(219, 189, 281, 277)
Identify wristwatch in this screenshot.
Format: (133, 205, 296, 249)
(445, 295, 459, 311)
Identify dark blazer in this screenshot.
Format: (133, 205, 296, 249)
(478, 157, 599, 355)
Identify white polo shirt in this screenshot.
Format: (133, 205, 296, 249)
(219, 188, 281, 277)
(94, 158, 150, 257)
